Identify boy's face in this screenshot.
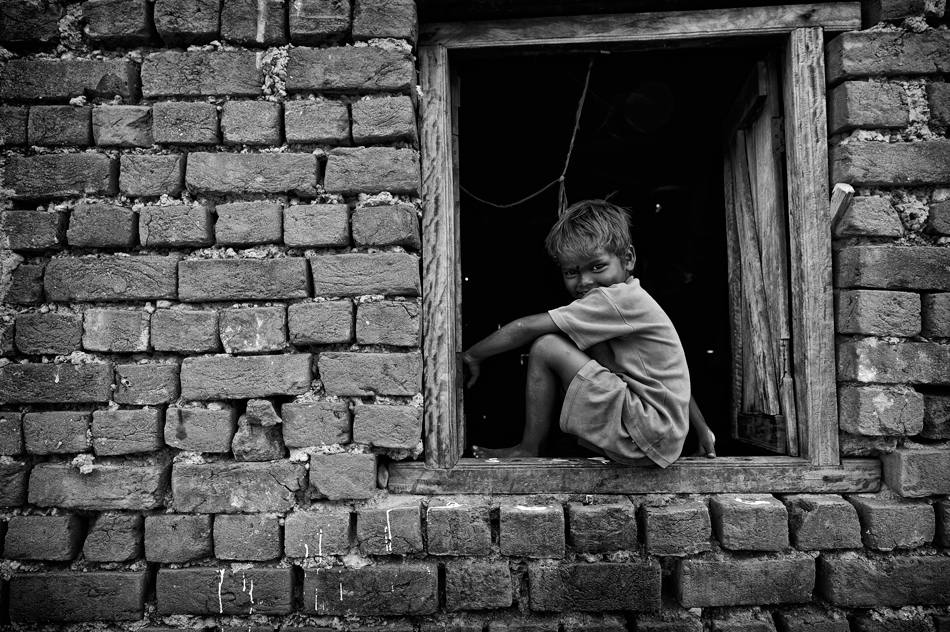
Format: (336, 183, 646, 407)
(557, 246, 635, 300)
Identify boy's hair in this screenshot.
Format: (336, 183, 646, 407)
(544, 199, 633, 261)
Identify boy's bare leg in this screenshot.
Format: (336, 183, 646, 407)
(473, 334, 590, 458)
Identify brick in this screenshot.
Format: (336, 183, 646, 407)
(839, 431, 898, 457)
(222, 0, 287, 45)
(783, 494, 862, 551)
(709, 612, 776, 632)
(23, 411, 91, 455)
(837, 339, 950, 385)
(356, 496, 423, 555)
(305, 564, 438, 615)
(0, 460, 28, 506)
(0, 411, 22, 455)
(282, 400, 351, 446)
(284, 204, 350, 247)
(828, 81, 908, 135)
(311, 253, 419, 296)
(29, 462, 169, 510)
(636, 616, 703, 632)
(0, 210, 65, 251)
(154, 0, 220, 45)
(426, 499, 491, 556)
(214, 513, 281, 560)
(178, 258, 309, 302)
(152, 101, 219, 145)
(529, 561, 661, 612)
(142, 51, 260, 98)
(0, 106, 28, 145)
(834, 195, 903, 238)
(929, 83, 950, 126)
(835, 289, 920, 336)
(288, 46, 414, 94)
(5, 262, 44, 304)
(0, 58, 139, 103)
(446, 560, 512, 611)
(215, 201, 282, 245)
(157, 566, 293, 615)
(82, 308, 150, 352)
(676, 553, 814, 607)
(852, 612, 932, 632)
(831, 142, 950, 187)
(837, 385, 924, 436)
(5, 154, 117, 200)
(120, 154, 186, 198)
(164, 406, 237, 452)
(83, 0, 154, 46)
(922, 393, 950, 439)
(773, 606, 850, 632)
(356, 301, 420, 346)
(0, 0, 62, 45)
(0, 363, 113, 403)
(818, 553, 950, 606)
(186, 152, 318, 196)
(9, 571, 147, 622)
(352, 0, 416, 41)
(145, 513, 212, 562)
(5, 515, 85, 561)
(92, 409, 164, 456)
(710, 494, 788, 551)
(937, 498, 950, 547)
(222, 100, 282, 145)
(288, 301, 353, 346)
(866, 0, 944, 22)
(289, 0, 351, 44)
(498, 504, 564, 558)
(352, 204, 420, 249)
(922, 292, 950, 337)
(826, 31, 950, 84)
(351, 96, 416, 143)
(83, 512, 143, 562)
(152, 309, 220, 353)
(643, 499, 711, 556)
(319, 351, 421, 396)
(140, 204, 213, 248)
(283, 99, 350, 144)
(284, 506, 351, 557)
(231, 408, 286, 462)
(836, 246, 950, 291)
(325, 147, 420, 195)
(928, 200, 950, 235)
(28, 106, 92, 146)
(67, 203, 138, 248)
(882, 444, 950, 497)
(219, 306, 287, 354)
(181, 353, 311, 399)
(93, 106, 152, 147)
(15, 312, 82, 354)
(566, 501, 637, 553)
(309, 452, 376, 500)
(115, 363, 180, 405)
(847, 493, 934, 550)
(353, 404, 421, 449)
(46, 255, 179, 302)
(172, 461, 305, 513)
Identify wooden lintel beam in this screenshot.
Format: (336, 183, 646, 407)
(387, 457, 881, 495)
(421, 3, 862, 49)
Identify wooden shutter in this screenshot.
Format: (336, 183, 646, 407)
(722, 55, 799, 455)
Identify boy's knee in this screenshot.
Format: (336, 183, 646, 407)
(530, 333, 572, 357)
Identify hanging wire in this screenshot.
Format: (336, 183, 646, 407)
(460, 57, 596, 214)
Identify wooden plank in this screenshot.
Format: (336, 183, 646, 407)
(388, 457, 881, 495)
(783, 28, 838, 467)
(722, 150, 744, 442)
(421, 3, 861, 48)
(723, 61, 767, 139)
(829, 182, 855, 232)
(420, 45, 464, 469)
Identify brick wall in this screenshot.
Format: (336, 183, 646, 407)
(0, 0, 948, 629)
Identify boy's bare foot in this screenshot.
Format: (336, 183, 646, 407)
(471, 444, 538, 458)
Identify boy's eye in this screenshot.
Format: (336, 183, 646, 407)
(591, 264, 607, 272)
(562, 270, 577, 278)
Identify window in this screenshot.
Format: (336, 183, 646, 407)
(388, 3, 881, 494)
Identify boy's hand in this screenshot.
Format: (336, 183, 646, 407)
(460, 351, 481, 387)
(694, 428, 717, 458)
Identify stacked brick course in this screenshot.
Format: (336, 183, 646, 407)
(0, 0, 947, 629)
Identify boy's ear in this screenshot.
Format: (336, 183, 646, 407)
(624, 246, 637, 272)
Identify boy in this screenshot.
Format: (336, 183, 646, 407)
(461, 199, 716, 467)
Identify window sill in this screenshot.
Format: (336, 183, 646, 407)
(386, 456, 881, 494)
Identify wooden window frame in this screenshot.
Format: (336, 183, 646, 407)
(388, 2, 881, 494)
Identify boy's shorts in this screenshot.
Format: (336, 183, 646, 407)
(559, 359, 654, 466)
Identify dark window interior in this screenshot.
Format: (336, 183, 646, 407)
(458, 46, 775, 457)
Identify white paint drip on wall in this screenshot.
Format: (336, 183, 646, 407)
(256, 0, 267, 43)
(217, 569, 226, 614)
(385, 508, 394, 553)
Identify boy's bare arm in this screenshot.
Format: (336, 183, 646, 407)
(460, 313, 560, 387)
(689, 396, 716, 458)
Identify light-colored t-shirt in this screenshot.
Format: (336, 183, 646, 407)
(548, 276, 690, 467)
